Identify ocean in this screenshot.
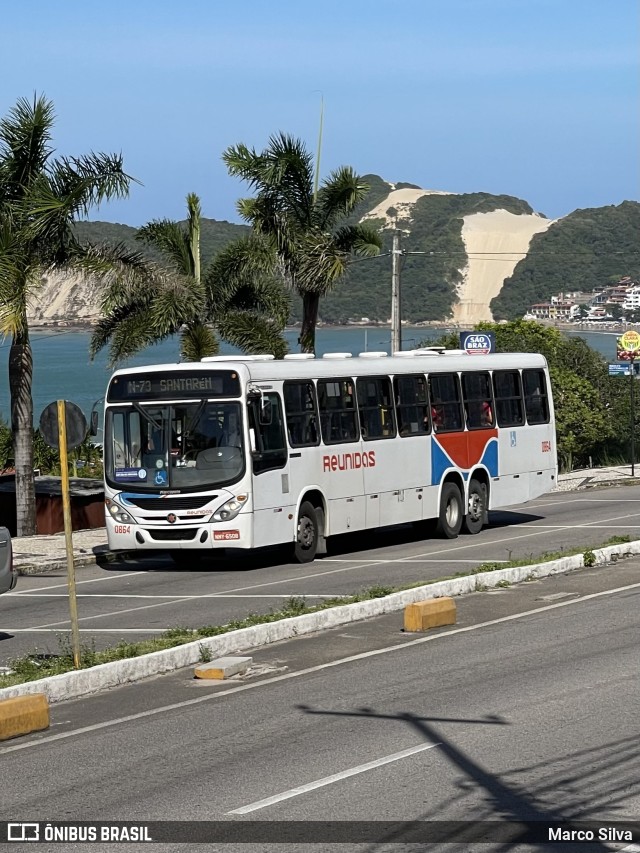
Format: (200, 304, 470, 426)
(0, 325, 621, 427)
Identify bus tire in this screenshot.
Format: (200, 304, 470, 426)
(436, 482, 463, 539)
(295, 501, 319, 563)
(463, 479, 487, 535)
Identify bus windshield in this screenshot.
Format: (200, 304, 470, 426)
(105, 401, 245, 491)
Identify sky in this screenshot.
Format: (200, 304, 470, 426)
(2, 0, 638, 227)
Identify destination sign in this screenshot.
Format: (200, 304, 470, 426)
(107, 370, 241, 402)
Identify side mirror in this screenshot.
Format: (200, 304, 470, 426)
(89, 410, 99, 437)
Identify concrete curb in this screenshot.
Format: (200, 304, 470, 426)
(1, 540, 638, 705)
(15, 546, 118, 576)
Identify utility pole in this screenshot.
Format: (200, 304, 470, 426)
(391, 230, 402, 353)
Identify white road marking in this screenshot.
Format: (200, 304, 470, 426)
(12, 593, 336, 599)
(2, 580, 639, 755)
(226, 742, 442, 814)
(5, 628, 168, 633)
(12, 571, 147, 594)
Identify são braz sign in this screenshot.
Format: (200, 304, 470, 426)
(459, 331, 496, 355)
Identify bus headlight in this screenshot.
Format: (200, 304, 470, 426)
(105, 499, 135, 525)
(211, 494, 248, 522)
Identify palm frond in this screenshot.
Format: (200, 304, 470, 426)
(179, 322, 219, 361)
(216, 310, 288, 359)
(294, 233, 349, 294)
(314, 168, 372, 230)
(332, 223, 383, 256)
(148, 274, 205, 331)
(0, 94, 54, 199)
(204, 235, 289, 324)
(92, 306, 177, 366)
(136, 219, 192, 276)
(186, 193, 201, 283)
(224, 133, 314, 228)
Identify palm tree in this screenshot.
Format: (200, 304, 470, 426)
(222, 132, 383, 353)
(0, 94, 141, 536)
(90, 194, 290, 364)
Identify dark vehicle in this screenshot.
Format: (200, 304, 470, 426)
(0, 526, 17, 595)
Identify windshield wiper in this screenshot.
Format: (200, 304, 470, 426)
(183, 400, 207, 441)
(132, 402, 163, 432)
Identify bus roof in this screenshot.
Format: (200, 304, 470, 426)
(108, 350, 549, 386)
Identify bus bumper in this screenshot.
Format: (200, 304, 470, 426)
(105, 515, 253, 552)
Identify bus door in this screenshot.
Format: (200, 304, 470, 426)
(247, 391, 294, 547)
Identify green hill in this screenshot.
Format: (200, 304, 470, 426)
(491, 201, 640, 319)
(74, 218, 248, 266)
(73, 187, 639, 325)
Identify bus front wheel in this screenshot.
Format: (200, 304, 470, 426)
(294, 501, 319, 563)
(436, 483, 463, 539)
(463, 479, 487, 535)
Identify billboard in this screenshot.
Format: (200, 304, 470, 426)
(459, 332, 496, 355)
(616, 330, 640, 361)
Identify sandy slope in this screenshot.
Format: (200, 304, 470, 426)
(362, 187, 454, 224)
(362, 188, 555, 324)
(453, 210, 554, 324)
(26, 271, 102, 326)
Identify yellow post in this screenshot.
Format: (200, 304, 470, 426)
(57, 400, 81, 669)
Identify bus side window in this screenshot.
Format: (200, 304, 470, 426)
(356, 376, 396, 440)
(318, 378, 359, 444)
(493, 370, 524, 426)
(461, 371, 494, 429)
(283, 381, 320, 448)
(428, 373, 463, 432)
(523, 369, 550, 424)
(393, 374, 429, 437)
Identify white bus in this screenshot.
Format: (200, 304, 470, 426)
(102, 349, 557, 565)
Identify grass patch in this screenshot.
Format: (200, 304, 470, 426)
(0, 536, 633, 689)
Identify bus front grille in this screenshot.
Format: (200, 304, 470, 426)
(126, 496, 216, 511)
(146, 529, 199, 541)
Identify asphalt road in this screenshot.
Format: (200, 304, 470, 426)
(1, 483, 640, 668)
(0, 559, 638, 852)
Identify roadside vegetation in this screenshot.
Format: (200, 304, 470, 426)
(0, 535, 630, 689)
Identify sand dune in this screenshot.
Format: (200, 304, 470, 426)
(362, 187, 455, 225)
(362, 187, 555, 324)
(453, 209, 554, 324)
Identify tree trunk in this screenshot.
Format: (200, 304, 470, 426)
(9, 332, 36, 537)
(299, 292, 320, 354)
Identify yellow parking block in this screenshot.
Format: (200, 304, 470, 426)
(404, 598, 456, 632)
(194, 656, 252, 680)
(0, 693, 50, 741)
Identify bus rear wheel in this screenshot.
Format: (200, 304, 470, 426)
(294, 501, 319, 563)
(463, 479, 487, 535)
(436, 483, 463, 539)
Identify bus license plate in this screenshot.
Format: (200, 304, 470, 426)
(213, 530, 240, 541)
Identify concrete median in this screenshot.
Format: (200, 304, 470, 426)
(1, 539, 639, 706)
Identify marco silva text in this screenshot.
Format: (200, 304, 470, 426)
(549, 825, 635, 843)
